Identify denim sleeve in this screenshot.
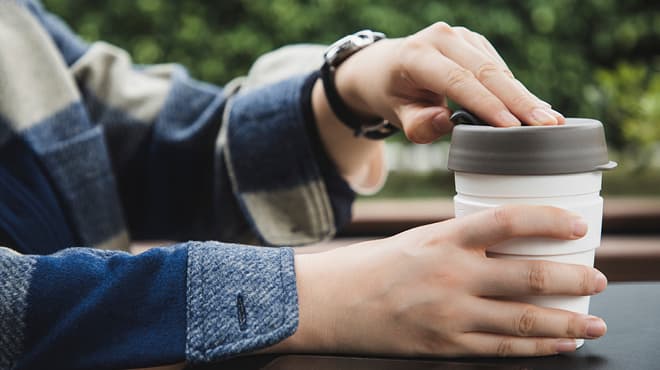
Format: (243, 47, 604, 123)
(222, 74, 355, 246)
(15, 0, 354, 247)
(0, 243, 298, 369)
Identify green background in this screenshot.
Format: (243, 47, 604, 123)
(42, 0, 660, 196)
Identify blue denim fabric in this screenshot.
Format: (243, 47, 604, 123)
(186, 243, 298, 362)
(0, 242, 298, 370)
(20, 247, 188, 370)
(0, 1, 351, 368)
(23, 106, 127, 247)
(0, 248, 35, 370)
(0, 133, 75, 253)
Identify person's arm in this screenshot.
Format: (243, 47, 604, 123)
(312, 25, 565, 178)
(0, 208, 608, 370)
(12, 0, 353, 249)
(269, 205, 607, 356)
(311, 81, 387, 194)
(6, 2, 608, 365)
(0, 242, 297, 370)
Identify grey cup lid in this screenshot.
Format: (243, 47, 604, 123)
(447, 118, 617, 175)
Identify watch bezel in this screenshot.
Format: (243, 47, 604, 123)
(324, 30, 386, 67)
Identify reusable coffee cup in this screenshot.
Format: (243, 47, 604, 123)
(448, 117, 616, 348)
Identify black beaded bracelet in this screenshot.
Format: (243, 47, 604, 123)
(320, 62, 399, 139)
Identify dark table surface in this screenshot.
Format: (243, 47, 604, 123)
(201, 282, 660, 370)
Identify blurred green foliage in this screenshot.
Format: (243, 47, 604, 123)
(43, 0, 659, 153)
(593, 63, 660, 167)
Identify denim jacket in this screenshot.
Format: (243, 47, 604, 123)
(0, 1, 355, 368)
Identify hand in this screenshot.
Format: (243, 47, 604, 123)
(335, 23, 565, 143)
(272, 205, 607, 357)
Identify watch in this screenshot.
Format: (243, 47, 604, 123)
(321, 30, 399, 139)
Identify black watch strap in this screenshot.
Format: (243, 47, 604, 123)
(320, 62, 399, 139)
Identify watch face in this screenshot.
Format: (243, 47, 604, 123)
(324, 34, 359, 65)
(324, 30, 386, 66)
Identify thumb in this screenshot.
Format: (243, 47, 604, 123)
(397, 104, 453, 144)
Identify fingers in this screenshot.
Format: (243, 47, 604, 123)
(453, 26, 510, 73)
(414, 23, 562, 126)
(457, 333, 578, 357)
(453, 28, 563, 123)
(510, 79, 565, 124)
(463, 297, 607, 340)
(397, 103, 453, 143)
(477, 258, 608, 296)
(452, 205, 587, 249)
(420, 24, 556, 126)
(401, 44, 519, 127)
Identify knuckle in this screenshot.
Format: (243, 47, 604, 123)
(479, 95, 507, 116)
(476, 61, 501, 83)
(398, 37, 427, 78)
(516, 307, 538, 336)
(453, 26, 470, 35)
(474, 31, 488, 43)
(446, 67, 475, 93)
(566, 313, 586, 337)
(510, 92, 538, 111)
(492, 206, 515, 234)
(579, 266, 593, 294)
(535, 340, 551, 355)
(401, 35, 426, 53)
(527, 261, 549, 294)
(496, 338, 515, 357)
(476, 32, 499, 52)
(430, 21, 454, 35)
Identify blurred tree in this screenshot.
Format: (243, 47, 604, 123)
(42, 0, 659, 150)
(593, 62, 660, 168)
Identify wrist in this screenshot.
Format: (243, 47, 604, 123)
(333, 38, 402, 126)
(332, 56, 379, 121)
(313, 77, 385, 180)
(262, 252, 339, 353)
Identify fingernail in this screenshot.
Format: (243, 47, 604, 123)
(495, 110, 521, 126)
(593, 270, 608, 293)
(585, 317, 607, 338)
(530, 108, 558, 125)
(572, 218, 588, 238)
(555, 339, 576, 353)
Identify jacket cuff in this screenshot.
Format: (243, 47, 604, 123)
(185, 242, 298, 362)
(221, 74, 338, 246)
(0, 247, 36, 370)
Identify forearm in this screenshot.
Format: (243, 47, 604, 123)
(312, 76, 386, 193)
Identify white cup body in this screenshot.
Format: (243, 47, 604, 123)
(453, 171, 604, 348)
